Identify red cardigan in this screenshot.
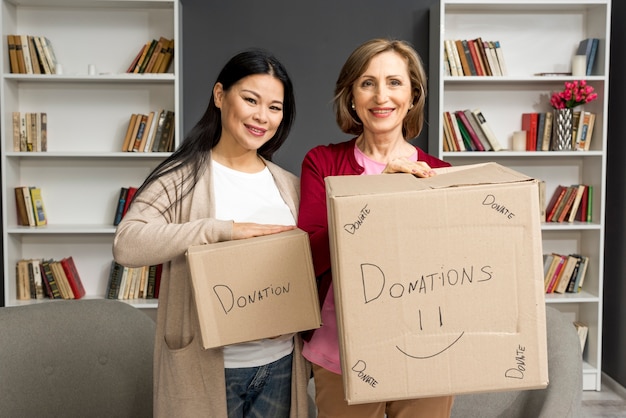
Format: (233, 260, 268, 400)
(297, 138, 451, 339)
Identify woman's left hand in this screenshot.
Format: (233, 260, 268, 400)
(382, 158, 436, 177)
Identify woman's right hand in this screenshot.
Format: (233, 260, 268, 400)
(232, 223, 296, 240)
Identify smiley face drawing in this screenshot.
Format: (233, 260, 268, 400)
(359, 262, 480, 360)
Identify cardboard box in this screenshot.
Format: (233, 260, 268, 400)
(186, 228, 321, 349)
(326, 162, 548, 404)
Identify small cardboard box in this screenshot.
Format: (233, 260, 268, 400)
(326, 162, 548, 404)
(186, 228, 321, 349)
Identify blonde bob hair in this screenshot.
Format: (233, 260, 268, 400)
(333, 38, 427, 140)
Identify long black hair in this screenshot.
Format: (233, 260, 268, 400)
(134, 48, 296, 207)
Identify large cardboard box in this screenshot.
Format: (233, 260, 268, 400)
(326, 162, 548, 404)
(186, 228, 321, 349)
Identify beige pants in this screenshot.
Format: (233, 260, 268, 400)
(312, 364, 454, 418)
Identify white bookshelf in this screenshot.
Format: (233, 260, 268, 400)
(1, 0, 182, 309)
(429, 0, 611, 391)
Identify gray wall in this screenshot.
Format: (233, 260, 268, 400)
(181, 0, 436, 175)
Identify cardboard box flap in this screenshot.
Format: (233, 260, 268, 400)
(326, 162, 534, 198)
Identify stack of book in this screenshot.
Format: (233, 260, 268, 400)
(444, 38, 508, 77)
(126, 36, 174, 74)
(14, 186, 47, 227)
(6, 34, 58, 74)
(106, 261, 161, 300)
(16, 257, 86, 300)
(121, 109, 175, 152)
(12, 112, 47, 152)
(521, 111, 595, 152)
(545, 184, 592, 223)
(543, 253, 589, 294)
(113, 186, 138, 226)
(442, 109, 503, 151)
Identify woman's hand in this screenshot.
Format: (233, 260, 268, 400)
(382, 157, 436, 177)
(232, 223, 296, 240)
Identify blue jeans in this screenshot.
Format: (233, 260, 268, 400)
(225, 352, 292, 418)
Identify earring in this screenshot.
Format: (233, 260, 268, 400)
(351, 102, 355, 110)
(409, 103, 414, 109)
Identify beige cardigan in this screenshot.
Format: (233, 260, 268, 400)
(113, 156, 311, 417)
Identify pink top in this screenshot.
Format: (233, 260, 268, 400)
(301, 144, 417, 374)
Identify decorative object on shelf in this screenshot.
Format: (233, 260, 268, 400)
(550, 80, 597, 151)
(552, 108, 574, 151)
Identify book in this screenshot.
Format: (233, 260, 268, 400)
(543, 254, 561, 292)
(29, 187, 47, 226)
(567, 185, 586, 223)
(463, 109, 491, 150)
(538, 180, 546, 222)
(14, 34, 26, 74)
(486, 41, 501, 76)
(122, 186, 138, 218)
(126, 113, 144, 152)
(521, 113, 538, 151)
(471, 109, 503, 151)
(540, 111, 553, 151)
(138, 39, 158, 74)
(444, 40, 460, 76)
(151, 109, 168, 151)
(7, 35, 20, 73)
(552, 185, 576, 223)
(157, 110, 175, 152)
(60, 256, 86, 299)
(144, 38, 165, 73)
(153, 263, 163, 298)
(19, 113, 27, 151)
(586, 185, 593, 222)
(449, 40, 464, 77)
(582, 113, 596, 151)
(156, 38, 174, 73)
(14, 187, 30, 226)
(30, 259, 45, 299)
(545, 185, 567, 223)
(467, 39, 484, 76)
(133, 40, 153, 74)
(556, 186, 579, 223)
(474, 38, 492, 76)
(454, 39, 472, 76)
(33, 36, 52, 74)
(493, 41, 508, 76)
(553, 255, 579, 294)
(146, 265, 158, 298)
(535, 113, 545, 151)
(50, 260, 73, 299)
(113, 187, 129, 226)
(40, 259, 62, 299)
(121, 114, 139, 151)
(576, 111, 594, 151)
(546, 254, 567, 293)
(460, 40, 477, 76)
(40, 113, 48, 152)
(19, 35, 33, 74)
(445, 111, 465, 151)
(441, 112, 455, 151)
(576, 38, 599, 76)
(21, 186, 36, 226)
(565, 254, 583, 293)
(572, 255, 589, 292)
(138, 111, 156, 152)
(106, 261, 123, 299)
(455, 110, 485, 151)
(131, 114, 149, 152)
(574, 321, 588, 353)
(126, 43, 147, 73)
(27, 36, 41, 74)
(575, 185, 589, 222)
(16, 259, 31, 300)
(147, 109, 164, 152)
(39, 36, 58, 74)
(455, 116, 475, 151)
(12, 112, 20, 151)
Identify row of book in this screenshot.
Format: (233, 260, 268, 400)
(546, 184, 593, 224)
(442, 109, 503, 152)
(444, 38, 508, 77)
(16, 257, 85, 300)
(6, 34, 58, 74)
(575, 38, 599, 76)
(522, 111, 595, 152)
(121, 109, 175, 152)
(15, 186, 47, 227)
(113, 186, 138, 226)
(126, 36, 174, 74)
(106, 261, 161, 300)
(543, 252, 589, 294)
(11, 112, 48, 152)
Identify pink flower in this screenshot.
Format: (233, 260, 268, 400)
(550, 80, 598, 109)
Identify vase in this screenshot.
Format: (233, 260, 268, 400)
(552, 108, 573, 151)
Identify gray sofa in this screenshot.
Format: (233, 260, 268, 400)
(0, 299, 155, 418)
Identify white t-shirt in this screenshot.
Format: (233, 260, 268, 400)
(212, 159, 295, 368)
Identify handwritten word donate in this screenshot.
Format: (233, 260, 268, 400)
(213, 283, 291, 314)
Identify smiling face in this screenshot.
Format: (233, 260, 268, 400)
(213, 73, 284, 154)
(351, 50, 414, 140)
